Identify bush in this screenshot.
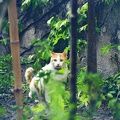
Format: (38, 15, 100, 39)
(102, 72, 120, 119)
(0, 54, 14, 94)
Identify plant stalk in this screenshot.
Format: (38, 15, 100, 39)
(8, 0, 23, 119)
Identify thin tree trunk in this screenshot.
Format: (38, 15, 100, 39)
(87, 0, 97, 118)
(8, 0, 23, 119)
(69, 0, 77, 119)
(87, 0, 97, 73)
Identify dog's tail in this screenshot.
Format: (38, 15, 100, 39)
(25, 67, 34, 84)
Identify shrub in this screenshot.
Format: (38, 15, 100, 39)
(102, 72, 120, 119)
(0, 54, 14, 95)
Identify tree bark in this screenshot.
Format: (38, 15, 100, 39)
(8, 0, 23, 119)
(87, 0, 97, 73)
(87, 0, 97, 118)
(69, 0, 77, 120)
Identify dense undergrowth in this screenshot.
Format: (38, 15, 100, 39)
(1, 58, 120, 119)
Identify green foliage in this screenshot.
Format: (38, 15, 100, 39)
(31, 39, 53, 71)
(0, 38, 9, 46)
(101, 44, 120, 56)
(22, 0, 49, 10)
(78, 2, 100, 34)
(102, 72, 120, 119)
(101, 45, 113, 56)
(77, 72, 105, 110)
(1, 18, 9, 33)
(34, 40, 52, 61)
(47, 78, 70, 120)
(117, 44, 120, 50)
(9, 1, 120, 119)
(79, 24, 88, 32)
(77, 39, 87, 52)
(11, 105, 23, 111)
(47, 17, 70, 45)
(21, 55, 34, 65)
(104, 0, 111, 4)
(0, 106, 7, 116)
(0, 54, 14, 94)
(77, 2, 88, 34)
(23, 103, 47, 120)
(29, 17, 70, 71)
(1, 0, 120, 119)
(77, 2, 88, 24)
(23, 70, 120, 119)
(18, 20, 24, 33)
(104, 0, 119, 4)
(2, 18, 23, 34)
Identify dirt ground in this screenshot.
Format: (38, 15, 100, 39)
(0, 90, 115, 120)
(0, 68, 115, 120)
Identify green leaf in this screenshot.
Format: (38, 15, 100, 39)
(42, 49, 51, 60)
(108, 99, 117, 108)
(107, 93, 113, 99)
(96, 101, 102, 108)
(32, 103, 45, 113)
(117, 45, 120, 50)
(101, 45, 113, 56)
(22, 0, 31, 10)
(47, 17, 56, 27)
(0, 106, 7, 115)
(80, 2, 88, 14)
(0, 38, 9, 45)
(96, 27, 100, 33)
(63, 46, 70, 53)
(104, 0, 111, 4)
(11, 105, 22, 111)
(79, 24, 88, 32)
(55, 21, 63, 29)
(28, 55, 34, 61)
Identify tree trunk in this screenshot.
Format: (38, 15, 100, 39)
(8, 0, 23, 119)
(87, 0, 97, 118)
(87, 0, 97, 73)
(69, 0, 77, 119)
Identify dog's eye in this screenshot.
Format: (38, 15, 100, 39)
(54, 59, 57, 62)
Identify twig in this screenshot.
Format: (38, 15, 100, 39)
(98, 3, 115, 28)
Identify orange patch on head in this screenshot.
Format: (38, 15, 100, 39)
(50, 52, 67, 62)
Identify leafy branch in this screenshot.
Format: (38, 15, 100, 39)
(20, 0, 70, 36)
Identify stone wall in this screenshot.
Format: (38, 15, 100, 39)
(1, 0, 120, 77)
(20, 1, 120, 77)
(96, 1, 120, 76)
